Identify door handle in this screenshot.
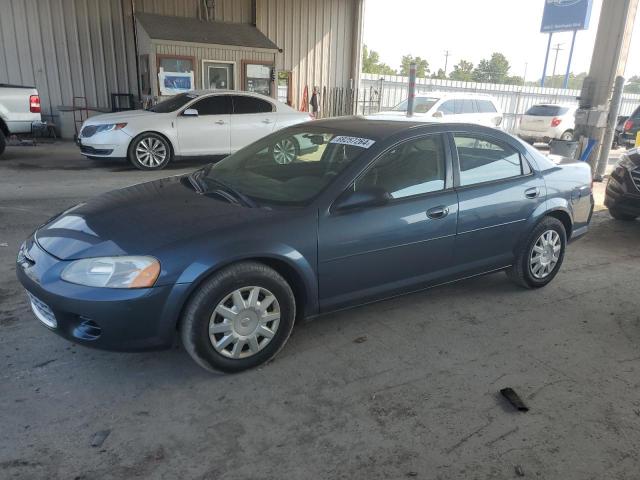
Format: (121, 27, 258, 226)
(214, 120, 226, 125)
(427, 206, 449, 219)
(262, 119, 273, 124)
(524, 187, 539, 199)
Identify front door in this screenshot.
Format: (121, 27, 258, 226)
(176, 95, 232, 156)
(451, 132, 546, 273)
(229, 95, 277, 152)
(318, 134, 459, 311)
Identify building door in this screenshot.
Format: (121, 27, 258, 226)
(277, 71, 292, 105)
(203, 61, 234, 90)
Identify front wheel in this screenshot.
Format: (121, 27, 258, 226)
(0, 129, 6, 157)
(507, 217, 567, 289)
(180, 262, 296, 373)
(128, 133, 172, 170)
(269, 136, 299, 164)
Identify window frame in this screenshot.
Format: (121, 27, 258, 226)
(447, 131, 534, 189)
(331, 133, 455, 212)
(156, 54, 196, 96)
(231, 94, 275, 114)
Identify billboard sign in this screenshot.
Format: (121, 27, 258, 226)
(540, 0, 593, 32)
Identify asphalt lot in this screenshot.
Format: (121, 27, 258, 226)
(1, 142, 640, 480)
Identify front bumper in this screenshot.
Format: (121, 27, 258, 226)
(15, 238, 190, 351)
(76, 129, 132, 158)
(604, 166, 640, 216)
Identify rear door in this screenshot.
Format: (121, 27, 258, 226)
(451, 132, 545, 273)
(176, 95, 232, 155)
(318, 133, 458, 310)
(230, 95, 277, 152)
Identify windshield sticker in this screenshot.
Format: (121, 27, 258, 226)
(330, 136, 376, 148)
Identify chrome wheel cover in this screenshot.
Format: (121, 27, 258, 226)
(272, 138, 296, 164)
(209, 286, 281, 359)
(561, 131, 573, 141)
(530, 229, 561, 279)
(135, 137, 167, 167)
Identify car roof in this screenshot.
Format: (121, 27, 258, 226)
(304, 116, 503, 140)
(416, 91, 497, 100)
(189, 89, 276, 100)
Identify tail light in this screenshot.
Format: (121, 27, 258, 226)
(29, 95, 41, 113)
(624, 119, 634, 131)
(551, 117, 562, 127)
(494, 116, 503, 126)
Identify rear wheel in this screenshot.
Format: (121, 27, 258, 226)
(609, 208, 637, 221)
(269, 136, 299, 164)
(180, 262, 296, 373)
(0, 129, 6, 156)
(560, 130, 574, 141)
(507, 217, 566, 289)
(128, 133, 172, 170)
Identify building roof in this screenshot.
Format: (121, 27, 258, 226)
(136, 13, 279, 51)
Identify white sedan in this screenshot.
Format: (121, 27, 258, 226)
(76, 91, 314, 170)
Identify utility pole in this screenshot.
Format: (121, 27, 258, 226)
(523, 62, 528, 86)
(550, 43, 564, 88)
(444, 50, 451, 76)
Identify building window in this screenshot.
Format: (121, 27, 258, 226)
(157, 55, 195, 95)
(203, 61, 234, 90)
(244, 63, 272, 96)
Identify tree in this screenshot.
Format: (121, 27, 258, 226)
(399, 54, 430, 78)
(625, 75, 640, 94)
(473, 52, 510, 84)
(362, 44, 396, 76)
(449, 60, 474, 82)
(430, 68, 447, 80)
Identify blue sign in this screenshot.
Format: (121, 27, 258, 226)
(164, 75, 192, 90)
(540, 0, 593, 32)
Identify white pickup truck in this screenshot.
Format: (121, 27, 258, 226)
(0, 84, 42, 156)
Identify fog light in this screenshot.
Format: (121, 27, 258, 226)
(73, 317, 102, 341)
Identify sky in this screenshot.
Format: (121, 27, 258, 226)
(363, 0, 640, 82)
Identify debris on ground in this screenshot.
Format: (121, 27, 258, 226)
(515, 465, 525, 476)
(90, 430, 111, 448)
(500, 387, 529, 412)
(353, 336, 367, 343)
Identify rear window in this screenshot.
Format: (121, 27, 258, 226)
(477, 100, 497, 113)
(391, 97, 439, 114)
(525, 105, 569, 116)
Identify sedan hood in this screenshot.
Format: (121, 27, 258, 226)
(84, 109, 159, 124)
(35, 175, 275, 260)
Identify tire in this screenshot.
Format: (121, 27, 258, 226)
(180, 261, 296, 373)
(608, 208, 637, 221)
(506, 217, 567, 289)
(0, 129, 6, 157)
(560, 130, 574, 141)
(128, 132, 172, 170)
(269, 136, 299, 164)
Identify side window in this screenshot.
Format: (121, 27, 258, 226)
(477, 100, 498, 113)
(191, 96, 232, 115)
(232, 96, 274, 114)
(439, 100, 455, 115)
(454, 135, 525, 186)
(355, 135, 446, 199)
(462, 99, 477, 114)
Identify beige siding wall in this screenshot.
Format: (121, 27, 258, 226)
(255, 0, 363, 109)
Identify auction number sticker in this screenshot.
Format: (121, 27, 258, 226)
(330, 136, 376, 148)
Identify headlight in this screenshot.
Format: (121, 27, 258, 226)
(95, 123, 127, 133)
(61, 256, 160, 288)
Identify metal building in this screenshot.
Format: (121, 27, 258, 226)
(0, 0, 365, 136)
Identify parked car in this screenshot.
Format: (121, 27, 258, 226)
(605, 148, 640, 220)
(76, 90, 313, 170)
(0, 83, 42, 156)
(617, 105, 640, 149)
(369, 92, 503, 128)
(17, 118, 593, 373)
(517, 104, 577, 144)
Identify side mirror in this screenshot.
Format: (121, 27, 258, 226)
(183, 108, 199, 117)
(333, 186, 391, 212)
(432, 111, 444, 118)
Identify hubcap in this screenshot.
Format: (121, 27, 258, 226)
(530, 229, 561, 279)
(136, 137, 167, 167)
(209, 286, 281, 359)
(272, 138, 296, 164)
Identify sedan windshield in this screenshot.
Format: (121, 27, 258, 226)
(391, 96, 439, 114)
(202, 128, 373, 205)
(148, 93, 198, 113)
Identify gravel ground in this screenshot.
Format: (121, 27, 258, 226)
(1, 142, 639, 480)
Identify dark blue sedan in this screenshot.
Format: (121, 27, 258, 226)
(16, 118, 594, 372)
